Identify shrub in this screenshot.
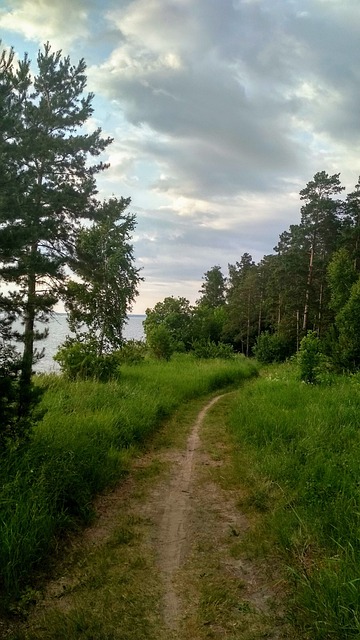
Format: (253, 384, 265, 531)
(0, 343, 42, 451)
(54, 338, 120, 381)
(116, 340, 147, 365)
(298, 330, 321, 383)
(192, 339, 235, 359)
(147, 326, 174, 360)
(253, 331, 291, 363)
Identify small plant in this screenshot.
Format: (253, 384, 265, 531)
(298, 330, 321, 384)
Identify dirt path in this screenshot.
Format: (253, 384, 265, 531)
(157, 395, 223, 629)
(9, 392, 291, 640)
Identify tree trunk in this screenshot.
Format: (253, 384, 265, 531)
(317, 280, 324, 337)
(277, 293, 281, 327)
(296, 309, 300, 352)
(246, 291, 251, 357)
(258, 296, 262, 336)
(19, 267, 36, 416)
(303, 243, 314, 332)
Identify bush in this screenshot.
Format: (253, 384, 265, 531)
(298, 330, 322, 383)
(116, 340, 147, 365)
(147, 326, 174, 360)
(253, 331, 291, 364)
(192, 339, 235, 359)
(0, 343, 42, 451)
(54, 338, 120, 381)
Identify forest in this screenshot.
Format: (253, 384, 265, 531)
(145, 169, 360, 376)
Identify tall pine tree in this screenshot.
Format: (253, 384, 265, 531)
(0, 43, 112, 414)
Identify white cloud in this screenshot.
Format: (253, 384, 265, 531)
(1, 0, 360, 312)
(0, 0, 91, 49)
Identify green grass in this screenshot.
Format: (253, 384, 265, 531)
(227, 363, 360, 639)
(0, 354, 257, 602)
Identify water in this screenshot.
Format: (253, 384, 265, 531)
(27, 314, 146, 373)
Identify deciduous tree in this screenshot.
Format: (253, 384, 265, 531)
(65, 197, 141, 354)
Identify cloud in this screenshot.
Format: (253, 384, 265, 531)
(1, 0, 360, 313)
(0, 0, 92, 49)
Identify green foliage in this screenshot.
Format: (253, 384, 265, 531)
(224, 253, 260, 355)
(192, 340, 235, 359)
(336, 278, 360, 370)
(327, 248, 357, 313)
(197, 265, 226, 308)
(191, 304, 226, 344)
(65, 198, 141, 355)
(144, 296, 193, 352)
(146, 325, 174, 360)
(116, 340, 147, 365)
(298, 330, 322, 383)
(253, 331, 291, 363)
(54, 338, 120, 381)
(0, 43, 112, 411)
(0, 341, 43, 452)
(0, 342, 21, 449)
(0, 356, 258, 597)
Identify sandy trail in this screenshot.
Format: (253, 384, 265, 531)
(157, 395, 223, 628)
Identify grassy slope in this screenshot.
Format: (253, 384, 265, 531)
(228, 363, 360, 639)
(0, 355, 257, 601)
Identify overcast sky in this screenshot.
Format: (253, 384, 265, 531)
(1, 0, 360, 313)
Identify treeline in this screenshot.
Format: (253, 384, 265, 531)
(144, 170, 360, 370)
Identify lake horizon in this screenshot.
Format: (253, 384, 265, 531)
(13, 313, 147, 374)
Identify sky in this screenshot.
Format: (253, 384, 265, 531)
(1, 0, 360, 313)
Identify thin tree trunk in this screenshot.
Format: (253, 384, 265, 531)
(296, 309, 300, 352)
(246, 291, 251, 357)
(19, 267, 36, 416)
(354, 235, 359, 272)
(303, 243, 314, 332)
(317, 280, 324, 337)
(277, 293, 281, 327)
(258, 296, 262, 336)
(19, 168, 43, 415)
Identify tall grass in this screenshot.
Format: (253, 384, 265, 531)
(0, 355, 257, 601)
(228, 364, 360, 638)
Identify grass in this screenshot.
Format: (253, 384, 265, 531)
(0, 354, 257, 604)
(6, 386, 246, 640)
(178, 392, 294, 640)
(227, 363, 360, 639)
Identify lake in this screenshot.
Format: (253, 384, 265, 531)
(28, 314, 146, 373)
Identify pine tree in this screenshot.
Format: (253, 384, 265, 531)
(299, 171, 344, 333)
(225, 254, 259, 355)
(197, 265, 226, 309)
(0, 43, 112, 414)
(343, 177, 360, 271)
